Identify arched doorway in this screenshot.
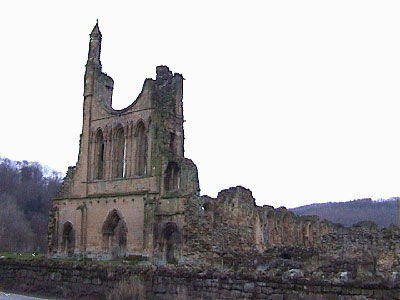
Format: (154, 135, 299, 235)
(102, 209, 127, 258)
(61, 222, 75, 257)
(161, 222, 181, 264)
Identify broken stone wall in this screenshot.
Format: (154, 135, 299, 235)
(314, 222, 400, 282)
(1, 259, 399, 300)
(182, 186, 339, 267)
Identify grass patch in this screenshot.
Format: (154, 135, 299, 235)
(55, 255, 150, 267)
(0, 252, 150, 267)
(0, 252, 45, 260)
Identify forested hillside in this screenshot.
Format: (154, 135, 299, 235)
(0, 157, 62, 253)
(291, 198, 398, 227)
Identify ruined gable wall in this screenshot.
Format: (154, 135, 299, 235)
(49, 56, 192, 259)
(57, 75, 156, 200)
(49, 70, 158, 258)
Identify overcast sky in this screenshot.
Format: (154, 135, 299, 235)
(1, 1, 400, 208)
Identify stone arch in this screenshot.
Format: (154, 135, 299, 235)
(102, 209, 128, 258)
(161, 222, 181, 264)
(112, 124, 126, 178)
(61, 221, 75, 257)
(165, 162, 180, 191)
(94, 128, 105, 180)
(134, 121, 147, 176)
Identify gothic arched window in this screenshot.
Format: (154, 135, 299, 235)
(113, 126, 126, 178)
(94, 130, 105, 180)
(165, 161, 180, 191)
(135, 122, 147, 176)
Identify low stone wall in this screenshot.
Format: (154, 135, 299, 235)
(0, 258, 399, 300)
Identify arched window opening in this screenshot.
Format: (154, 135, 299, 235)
(113, 127, 126, 178)
(94, 130, 105, 180)
(102, 210, 127, 258)
(165, 162, 180, 191)
(135, 122, 147, 176)
(162, 222, 181, 264)
(61, 222, 75, 257)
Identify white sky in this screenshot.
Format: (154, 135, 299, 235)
(1, 1, 400, 208)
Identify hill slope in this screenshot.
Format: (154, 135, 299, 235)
(290, 198, 398, 227)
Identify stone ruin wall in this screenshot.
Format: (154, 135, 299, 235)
(179, 185, 400, 288)
(316, 222, 400, 281)
(181, 186, 339, 267)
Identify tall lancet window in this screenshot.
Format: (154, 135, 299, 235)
(165, 162, 180, 191)
(94, 130, 105, 180)
(135, 122, 147, 176)
(113, 126, 126, 178)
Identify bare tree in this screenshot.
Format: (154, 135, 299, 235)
(0, 157, 62, 253)
(0, 196, 34, 252)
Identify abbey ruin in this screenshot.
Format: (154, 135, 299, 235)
(36, 24, 400, 299)
(47, 23, 342, 264)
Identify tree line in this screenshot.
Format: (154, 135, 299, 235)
(0, 157, 62, 253)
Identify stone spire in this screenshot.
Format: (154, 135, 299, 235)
(87, 21, 102, 66)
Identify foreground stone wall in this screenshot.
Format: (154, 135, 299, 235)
(1, 258, 399, 300)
